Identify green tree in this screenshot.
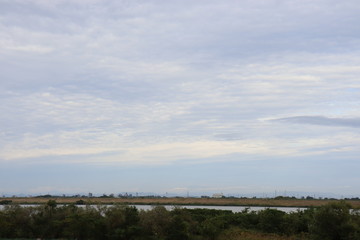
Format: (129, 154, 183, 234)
(105, 205, 141, 240)
(0, 205, 34, 238)
(61, 205, 106, 240)
(166, 215, 190, 240)
(139, 205, 171, 239)
(311, 201, 359, 240)
(258, 208, 286, 234)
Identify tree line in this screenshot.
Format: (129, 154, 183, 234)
(0, 200, 359, 240)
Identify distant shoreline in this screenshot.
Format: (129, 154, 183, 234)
(1, 197, 360, 208)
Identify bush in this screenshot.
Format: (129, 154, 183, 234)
(258, 208, 286, 234)
(310, 201, 360, 240)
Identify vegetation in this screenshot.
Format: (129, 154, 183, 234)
(0, 200, 359, 240)
(2, 196, 360, 208)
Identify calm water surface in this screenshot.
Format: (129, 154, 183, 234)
(0, 204, 306, 213)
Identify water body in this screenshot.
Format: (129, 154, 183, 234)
(0, 204, 306, 213)
(133, 205, 306, 213)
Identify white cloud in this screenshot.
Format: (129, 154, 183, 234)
(3, 128, 359, 165)
(1, 43, 53, 53)
(1, 0, 360, 195)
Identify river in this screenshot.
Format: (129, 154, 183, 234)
(0, 204, 306, 213)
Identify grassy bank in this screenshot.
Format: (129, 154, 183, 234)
(2, 197, 360, 208)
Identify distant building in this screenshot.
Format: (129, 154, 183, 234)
(88, 193, 93, 198)
(212, 193, 224, 198)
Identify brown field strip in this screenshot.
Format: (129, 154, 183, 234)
(2, 197, 360, 208)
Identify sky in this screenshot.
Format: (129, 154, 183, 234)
(1, 0, 360, 197)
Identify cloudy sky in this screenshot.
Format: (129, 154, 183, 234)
(1, 0, 360, 197)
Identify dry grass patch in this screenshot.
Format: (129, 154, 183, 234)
(2, 197, 360, 208)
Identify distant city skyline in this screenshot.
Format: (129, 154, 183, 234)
(1, 0, 360, 197)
